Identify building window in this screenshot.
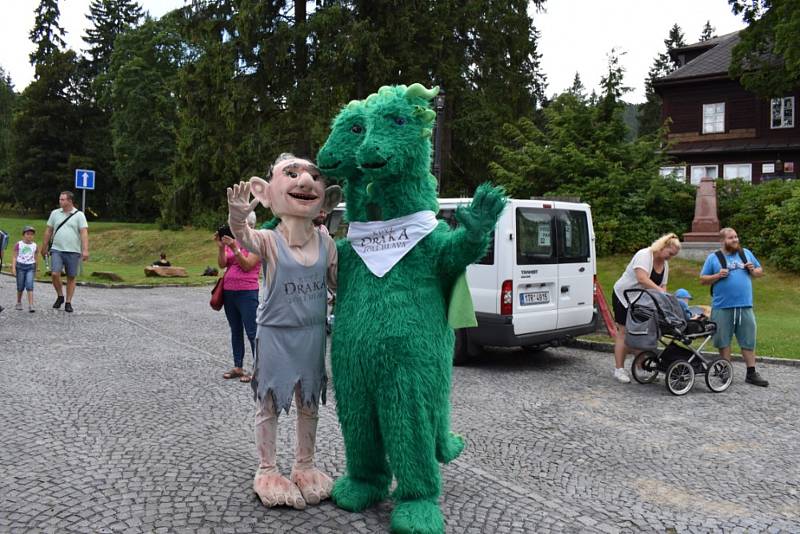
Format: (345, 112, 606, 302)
(702, 103, 725, 133)
(771, 97, 795, 129)
(723, 163, 752, 183)
(690, 165, 718, 185)
(659, 166, 686, 181)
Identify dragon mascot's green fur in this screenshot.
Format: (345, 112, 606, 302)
(318, 84, 506, 534)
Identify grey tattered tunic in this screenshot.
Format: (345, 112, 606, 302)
(251, 232, 328, 413)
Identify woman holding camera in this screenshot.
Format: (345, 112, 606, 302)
(215, 212, 261, 382)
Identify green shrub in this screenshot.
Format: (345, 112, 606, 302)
(717, 179, 800, 273)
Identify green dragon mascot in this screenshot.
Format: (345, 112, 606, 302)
(319, 83, 506, 534)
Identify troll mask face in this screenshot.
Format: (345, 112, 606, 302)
(249, 158, 342, 220)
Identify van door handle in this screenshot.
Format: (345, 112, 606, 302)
(561, 285, 569, 293)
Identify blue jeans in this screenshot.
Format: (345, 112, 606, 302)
(223, 289, 259, 368)
(16, 263, 35, 292)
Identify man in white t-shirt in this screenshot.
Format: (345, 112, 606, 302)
(41, 191, 89, 313)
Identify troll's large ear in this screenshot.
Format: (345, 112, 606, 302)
(322, 185, 343, 213)
(249, 176, 271, 208)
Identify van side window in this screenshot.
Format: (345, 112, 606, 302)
(557, 210, 589, 263)
(438, 208, 495, 265)
(516, 208, 555, 265)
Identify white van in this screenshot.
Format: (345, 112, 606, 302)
(327, 198, 598, 364)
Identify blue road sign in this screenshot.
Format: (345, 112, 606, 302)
(75, 169, 96, 190)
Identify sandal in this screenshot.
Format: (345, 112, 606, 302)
(223, 368, 244, 379)
(239, 374, 252, 383)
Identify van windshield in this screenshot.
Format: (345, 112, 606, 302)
(438, 208, 494, 265)
(516, 208, 555, 264)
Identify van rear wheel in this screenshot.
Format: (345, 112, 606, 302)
(453, 329, 474, 366)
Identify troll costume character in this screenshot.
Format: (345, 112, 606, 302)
(227, 154, 342, 510)
(321, 84, 506, 534)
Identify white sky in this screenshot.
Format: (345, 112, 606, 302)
(1, 0, 746, 103)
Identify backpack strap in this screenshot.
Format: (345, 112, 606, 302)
(710, 250, 727, 297)
(738, 248, 748, 265)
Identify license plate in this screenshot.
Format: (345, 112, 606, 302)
(520, 290, 549, 306)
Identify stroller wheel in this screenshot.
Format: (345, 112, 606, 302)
(631, 351, 659, 384)
(666, 360, 695, 396)
(705, 358, 733, 392)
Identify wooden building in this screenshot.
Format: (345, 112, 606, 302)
(654, 31, 799, 185)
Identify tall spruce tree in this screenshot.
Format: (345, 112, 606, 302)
(83, 0, 144, 78)
(699, 20, 716, 41)
(29, 0, 67, 66)
(638, 23, 686, 136)
(0, 69, 16, 202)
(79, 0, 144, 217)
(9, 50, 85, 213)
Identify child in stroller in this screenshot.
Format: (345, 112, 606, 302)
(624, 289, 734, 396)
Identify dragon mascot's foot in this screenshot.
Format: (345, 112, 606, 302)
(391, 499, 445, 534)
(436, 431, 465, 464)
(331, 475, 389, 512)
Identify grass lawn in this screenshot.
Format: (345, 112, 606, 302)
(592, 255, 800, 360)
(0, 216, 219, 286)
(3, 215, 798, 358)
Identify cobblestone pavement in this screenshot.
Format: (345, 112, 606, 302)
(1, 275, 799, 533)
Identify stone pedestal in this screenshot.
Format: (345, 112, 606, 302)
(683, 177, 720, 242)
(680, 177, 720, 260)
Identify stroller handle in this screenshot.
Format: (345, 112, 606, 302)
(623, 288, 665, 309)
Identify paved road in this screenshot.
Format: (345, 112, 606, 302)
(1, 275, 799, 533)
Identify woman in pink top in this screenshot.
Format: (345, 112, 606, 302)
(215, 212, 261, 382)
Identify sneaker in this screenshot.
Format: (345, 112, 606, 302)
(15, 303, 22, 311)
(745, 371, 769, 387)
(29, 307, 35, 313)
(614, 367, 631, 383)
(64, 302, 73, 313)
(53, 296, 64, 309)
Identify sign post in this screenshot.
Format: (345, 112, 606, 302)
(74, 169, 96, 212)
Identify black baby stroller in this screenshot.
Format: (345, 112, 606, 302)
(624, 289, 733, 396)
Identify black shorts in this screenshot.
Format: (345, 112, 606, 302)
(612, 292, 627, 326)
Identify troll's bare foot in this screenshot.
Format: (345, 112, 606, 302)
(253, 470, 306, 510)
(291, 467, 333, 505)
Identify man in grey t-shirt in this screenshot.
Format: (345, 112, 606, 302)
(41, 191, 89, 313)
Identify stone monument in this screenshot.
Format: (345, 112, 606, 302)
(680, 177, 721, 261)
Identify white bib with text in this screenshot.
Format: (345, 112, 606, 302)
(347, 211, 438, 277)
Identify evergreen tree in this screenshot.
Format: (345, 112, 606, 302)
(638, 23, 686, 136)
(0, 69, 17, 202)
(105, 15, 183, 220)
(491, 63, 695, 255)
(83, 0, 144, 77)
(699, 20, 716, 41)
(567, 72, 587, 100)
(29, 0, 67, 66)
(8, 50, 85, 213)
(729, 0, 800, 97)
(77, 0, 144, 217)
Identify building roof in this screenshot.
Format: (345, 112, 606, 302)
(658, 31, 741, 83)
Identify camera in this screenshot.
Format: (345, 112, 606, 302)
(217, 224, 234, 240)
